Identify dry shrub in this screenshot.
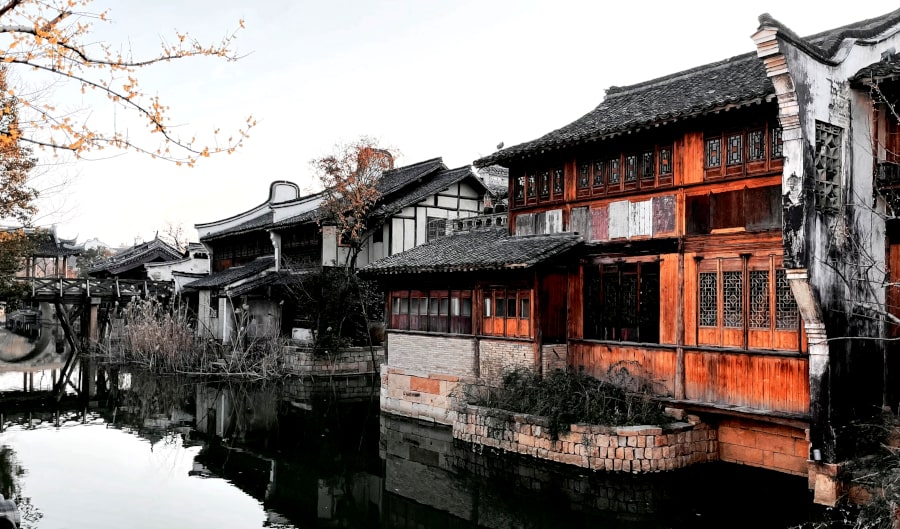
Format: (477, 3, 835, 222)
(460, 366, 667, 439)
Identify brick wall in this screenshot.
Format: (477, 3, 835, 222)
(453, 404, 718, 473)
(479, 339, 535, 385)
(541, 344, 568, 374)
(387, 332, 477, 378)
(717, 417, 809, 477)
(284, 346, 384, 376)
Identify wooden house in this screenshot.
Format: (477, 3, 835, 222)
(186, 158, 491, 342)
(366, 9, 900, 500)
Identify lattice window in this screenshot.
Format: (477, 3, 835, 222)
(593, 161, 604, 187)
(578, 163, 590, 189)
(608, 158, 621, 185)
(749, 270, 770, 328)
(699, 272, 718, 327)
(727, 134, 743, 166)
(515, 175, 525, 200)
(775, 269, 799, 329)
(641, 151, 655, 180)
(706, 137, 721, 167)
(772, 127, 784, 159)
(748, 129, 765, 161)
(427, 217, 447, 242)
(723, 271, 743, 328)
(815, 121, 842, 212)
(526, 173, 536, 198)
(539, 169, 550, 197)
(659, 147, 672, 175)
(552, 167, 564, 195)
(624, 154, 637, 182)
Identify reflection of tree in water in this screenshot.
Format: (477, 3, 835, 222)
(0, 446, 42, 528)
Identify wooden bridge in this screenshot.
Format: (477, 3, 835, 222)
(7, 276, 175, 398)
(14, 276, 174, 303)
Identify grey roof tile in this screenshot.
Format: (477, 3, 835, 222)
(475, 9, 900, 168)
(361, 227, 581, 275)
(373, 166, 487, 216)
(182, 256, 275, 290)
(89, 239, 182, 275)
(200, 212, 275, 241)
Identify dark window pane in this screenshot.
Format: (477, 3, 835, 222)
(553, 168, 564, 195)
(520, 298, 530, 319)
(462, 298, 472, 317)
(440, 298, 449, 316)
(659, 147, 672, 175)
(727, 134, 743, 166)
(625, 154, 637, 182)
(578, 162, 590, 189)
(428, 297, 438, 315)
(699, 273, 717, 327)
(750, 270, 770, 329)
(748, 129, 765, 161)
(496, 298, 507, 318)
(608, 158, 621, 185)
(539, 170, 550, 197)
(507, 297, 517, 318)
(772, 127, 784, 159)
(723, 271, 743, 328)
(641, 151, 655, 180)
(706, 137, 721, 167)
(593, 161, 604, 187)
(776, 269, 799, 329)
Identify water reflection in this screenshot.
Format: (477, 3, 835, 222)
(0, 361, 383, 529)
(0, 331, 820, 528)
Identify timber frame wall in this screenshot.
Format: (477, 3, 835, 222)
(507, 105, 810, 420)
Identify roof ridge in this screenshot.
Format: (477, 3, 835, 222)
(383, 156, 444, 174)
(605, 52, 757, 97)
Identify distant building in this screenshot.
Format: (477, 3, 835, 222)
(87, 237, 182, 280)
(186, 157, 491, 343)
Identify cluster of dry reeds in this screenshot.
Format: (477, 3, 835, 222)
(100, 298, 290, 378)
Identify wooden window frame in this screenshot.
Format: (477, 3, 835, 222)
(704, 123, 784, 181)
(583, 260, 660, 344)
(696, 255, 801, 351)
(388, 289, 474, 335)
(481, 287, 533, 339)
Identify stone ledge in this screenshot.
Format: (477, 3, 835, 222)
(452, 404, 718, 473)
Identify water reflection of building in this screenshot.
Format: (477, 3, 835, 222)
(381, 414, 813, 529)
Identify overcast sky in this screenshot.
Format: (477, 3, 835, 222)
(22, 1, 900, 246)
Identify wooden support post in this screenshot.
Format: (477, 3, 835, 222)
(53, 300, 81, 399)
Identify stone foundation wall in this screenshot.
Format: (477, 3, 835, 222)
(453, 404, 718, 473)
(717, 417, 809, 477)
(284, 346, 384, 376)
(381, 365, 468, 425)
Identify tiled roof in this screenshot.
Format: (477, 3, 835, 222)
(226, 270, 295, 297)
(89, 238, 182, 275)
(200, 212, 274, 242)
(361, 227, 581, 275)
(271, 206, 321, 228)
(475, 9, 900, 168)
(373, 166, 487, 217)
(852, 55, 900, 84)
(375, 157, 446, 196)
(182, 256, 275, 290)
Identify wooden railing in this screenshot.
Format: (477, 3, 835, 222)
(13, 277, 174, 301)
(569, 340, 809, 417)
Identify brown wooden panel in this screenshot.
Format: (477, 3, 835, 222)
(890, 243, 900, 338)
(568, 265, 584, 340)
(659, 254, 678, 344)
(685, 350, 809, 414)
(569, 342, 677, 396)
(684, 254, 698, 346)
(681, 132, 705, 185)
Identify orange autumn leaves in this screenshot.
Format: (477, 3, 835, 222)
(0, 0, 253, 166)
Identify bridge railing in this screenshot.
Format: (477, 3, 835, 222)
(13, 277, 174, 300)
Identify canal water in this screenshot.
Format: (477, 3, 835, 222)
(0, 326, 822, 528)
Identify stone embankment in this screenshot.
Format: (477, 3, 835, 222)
(284, 345, 384, 376)
(453, 404, 718, 473)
